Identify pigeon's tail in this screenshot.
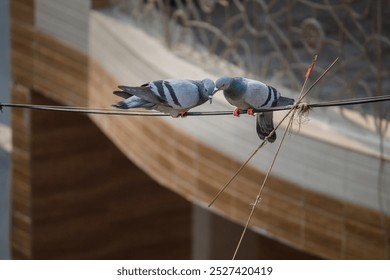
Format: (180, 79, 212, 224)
(112, 96, 152, 110)
(112, 100, 130, 109)
(277, 96, 295, 106)
(118, 85, 166, 104)
(256, 111, 276, 143)
(113, 90, 133, 99)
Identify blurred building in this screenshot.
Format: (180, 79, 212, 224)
(9, 0, 390, 259)
(0, 0, 10, 260)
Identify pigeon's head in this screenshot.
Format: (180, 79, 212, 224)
(215, 76, 233, 91)
(202, 79, 217, 104)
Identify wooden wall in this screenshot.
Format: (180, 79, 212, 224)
(192, 205, 321, 260)
(91, 0, 112, 9)
(35, 0, 90, 51)
(11, 85, 33, 259)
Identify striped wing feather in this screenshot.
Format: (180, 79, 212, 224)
(118, 85, 167, 104)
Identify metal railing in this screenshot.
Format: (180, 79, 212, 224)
(114, 0, 389, 131)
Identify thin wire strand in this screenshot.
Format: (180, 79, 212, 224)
(232, 113, 296, 260)
(207, 141, 268, 207)
(232, 55, 318, 259)
(299, 55, 317, 100)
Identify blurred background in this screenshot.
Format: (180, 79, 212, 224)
(2, 0, 390, 259)
(0, 0, 10, 260)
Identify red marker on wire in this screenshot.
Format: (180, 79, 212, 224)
(305, 55, 318, 78)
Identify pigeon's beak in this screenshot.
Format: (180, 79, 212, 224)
(209, 88, 220, 104)
(212, 88, 221, 94)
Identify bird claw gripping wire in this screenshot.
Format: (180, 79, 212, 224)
(0, 102, 3, 113)
(247, 108, 255, 116)
(178, 111, 187, 118)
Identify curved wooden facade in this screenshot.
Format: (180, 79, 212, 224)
(10, 0, 390, 259)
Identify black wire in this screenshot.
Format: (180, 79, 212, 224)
(0, 94, 389, 116)
(0, 103, 169, 116)
(255, 95, 390, 113)
(0, 102, 232, 116)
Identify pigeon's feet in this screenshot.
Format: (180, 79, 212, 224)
(233, 108, 240, 117)
(247, 108, 255, 116)
(178, 111, 187, 118)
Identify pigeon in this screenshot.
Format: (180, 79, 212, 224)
(112, 79, 216, 117)
(215, 76, 294, 142)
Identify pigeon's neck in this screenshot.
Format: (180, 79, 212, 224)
(225, 78, 247, 99)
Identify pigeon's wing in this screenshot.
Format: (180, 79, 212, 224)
(162, 79, 203, 108)
(256, 111, 276, 142)
(277, 96, 295, 107)
(113, 90, 133, 99)
(244, 80, 277, 109)
(118, 84, 168, 104)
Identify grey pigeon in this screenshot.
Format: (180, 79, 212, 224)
(215, 76, 294, 142)
(113, 79, 216, 117)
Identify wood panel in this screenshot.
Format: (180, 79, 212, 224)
(34, 31, 89, 106)
(10, 0, 34, 25)
(10, 3, 35, 87)
(35, 0, 90, 51)
(11, 0, 89, 106)
(192, 205, 321, 260)
(11, 85, 33, 260)
(92, 0, 112, 9)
